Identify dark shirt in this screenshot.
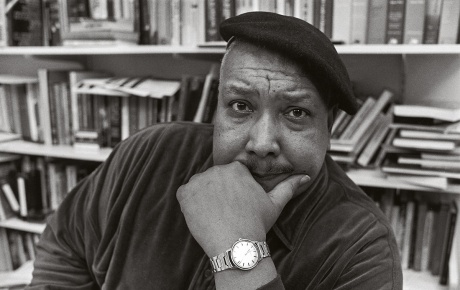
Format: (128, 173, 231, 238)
(28, 122, 402, 290)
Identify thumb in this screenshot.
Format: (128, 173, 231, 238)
(268, 174, 311, 212)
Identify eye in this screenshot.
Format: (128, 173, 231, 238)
(230, 101, 253, 113)
(285, 108, 308, 119)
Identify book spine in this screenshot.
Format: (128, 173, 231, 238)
(109, 96, 122, 147)
(205, 0, 221, 42)
(350, 0, 369, 44)
(332, 0, 352, 44)
(170, 0, 181, 45)
(386, 0, 406, 44)
(128, 95, 138, 135)
(10, 0, 44, 46)
(0, 0, 7, 47)
(367, 0, 388, 44)
(402, 0, 425, 44)
(438, 0, 460, 44)
(38, 69, 52, 145)
(423, 0, 443, 44)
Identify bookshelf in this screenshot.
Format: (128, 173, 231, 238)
(0, 44, 459, 290)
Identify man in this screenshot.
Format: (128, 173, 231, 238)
(29, 12, 402, 289)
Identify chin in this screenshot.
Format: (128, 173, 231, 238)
(253, 175, 284, 192)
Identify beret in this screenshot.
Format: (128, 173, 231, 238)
(219, 11, 359, 115)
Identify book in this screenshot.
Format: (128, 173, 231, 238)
(342, 90, 393, 143)
(413, 198, 427, 271)
(423, 0, 443, 44)
(386, 0, 406, 44)
(392, 137, 456, 151)
(193, 64, 220, 123)
(401, 198, 415, 269)
(356, 111, 392, 167)
(350, 0, 368, 44)
(398, 156, 460, 171)
(338, 97, 376, 140)
(0, 0, 8, 47)
(386, 174, 448, 190)
(332, 0, 352, 44)
(398, 129, 460, 141)
(294, 0, 314, 23)
(8, 0, 44, 46)
(430, 200, 451, 275)
(420, 209, 434, 271)
(403, 0, 426, 44)
(394, 105, 460, 122)
(366, 0, 388, 44)
(181, 0, 205, 46)
(205, 0, 220, 42)
(438, 0, 460, 44)
(318, 0, 333, 38)
(382, 160, 460, 180)
(439, 201, 457, 285)
(0, 227, 12, 271)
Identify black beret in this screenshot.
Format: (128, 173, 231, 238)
(219, 11, 359, 115)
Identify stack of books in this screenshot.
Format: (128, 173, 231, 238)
(380, 105, 460, 190)
(328, 89, 394, 167)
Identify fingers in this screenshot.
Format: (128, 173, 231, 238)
(268, 174, 310, 213)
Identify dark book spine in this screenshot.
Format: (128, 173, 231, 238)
(48, 84, 58, 145)
(9, 0, 44, 46)
(423, 0, 443, 44)
(109, 96, 122, 147)
(386, 0, 406, 44)
(205, 0, 221, 41)
(128, 96, 138, 135)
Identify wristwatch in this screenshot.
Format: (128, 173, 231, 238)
(209, 238, 271, 273)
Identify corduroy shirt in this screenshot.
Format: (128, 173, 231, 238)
(28, 122, 402, 290)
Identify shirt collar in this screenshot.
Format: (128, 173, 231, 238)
(271, 157, 330, 250)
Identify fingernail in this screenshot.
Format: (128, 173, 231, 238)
(300, 175, 311, 185)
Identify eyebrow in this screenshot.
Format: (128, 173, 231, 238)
(278, 92, 315, 103)
(223, 83, 258, 97)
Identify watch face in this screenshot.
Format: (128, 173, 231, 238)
(231, 239, 260, 270)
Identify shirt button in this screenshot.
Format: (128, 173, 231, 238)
(205, 269, 212, 277)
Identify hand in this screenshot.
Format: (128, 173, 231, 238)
(176, 161, 310, 257)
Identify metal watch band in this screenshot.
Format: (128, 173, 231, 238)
(209, 240, 271, 273)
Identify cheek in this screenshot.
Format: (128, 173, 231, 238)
(213, 117, 248, 165)
(285, 128, 329, 174)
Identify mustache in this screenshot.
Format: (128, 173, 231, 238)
(238, 155, 294, 175)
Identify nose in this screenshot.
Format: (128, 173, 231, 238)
(245, 113, 281, 157)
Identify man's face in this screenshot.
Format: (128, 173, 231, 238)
(213, 41, 330, 193)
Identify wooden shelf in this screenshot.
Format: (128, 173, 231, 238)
(403, 269, 448, 290)
(0, 218, 45, 234)
(0, 44, 459, 56)
(0, 140, 111, 162)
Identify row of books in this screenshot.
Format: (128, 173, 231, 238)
(0, 154, 99, 221)
(0, 64, 220, 149)
(0, 0, 138, 47)
(0, 228, 38, 273)
(2, 0, 459, 47)
(365, 187, 457, 285)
